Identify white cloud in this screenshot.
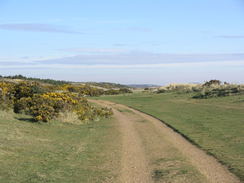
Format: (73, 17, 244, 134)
(1, 52, 244, 70)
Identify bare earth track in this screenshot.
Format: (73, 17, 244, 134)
(91, 100, 240, 183)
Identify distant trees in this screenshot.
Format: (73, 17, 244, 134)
(2, 75, 68, 85)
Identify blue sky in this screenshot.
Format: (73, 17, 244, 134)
(0, 0, 243, 84)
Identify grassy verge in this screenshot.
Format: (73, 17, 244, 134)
(0, 111, 121, 183)
(97, 93, 244, 180)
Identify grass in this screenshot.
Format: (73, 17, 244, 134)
(0, 111, 121, 183)
(97, 92, 244, 180)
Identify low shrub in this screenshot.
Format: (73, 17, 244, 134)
(105, 88, 132, 95)
(157, 84, 201, 94)
(156, 81, 244, 99)
(0, 82, 15, 110)
(13, 81, 46, 100)
(14, 92, 113, 122)
(193, 84, 244, 99)
(0, 80, 113, 122)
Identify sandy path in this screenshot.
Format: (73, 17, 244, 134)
(113, 109, 153, 183)
(91, 99, 152, 183)
(91, 99, 240, 183)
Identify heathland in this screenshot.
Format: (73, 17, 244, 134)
(0, 77, 243, 182)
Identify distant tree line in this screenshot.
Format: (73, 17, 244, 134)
(0, 75, 69, 85)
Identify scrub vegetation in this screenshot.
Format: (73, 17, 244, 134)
(157, 80, 244, 98)
(0, 80, 113, 122)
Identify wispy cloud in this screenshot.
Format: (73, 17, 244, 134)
(35, 52, 244, 65)
(0, 61, 243, 69)
(0, 23, 82, 34)
(0, 55, 67, 63)
(58, 48, 126, 54)
(216, 35, 244, 39)
(1, 52, 244, 67)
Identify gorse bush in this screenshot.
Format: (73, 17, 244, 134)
(0, 82, 14, 110)
(12, 81, 48, 100)
(0, 76, 131, 122)
(15, 92, 112, 122)
(0, 80, 113, 122)
(14, 93, 75, 121)
(13, 82, 48, 113)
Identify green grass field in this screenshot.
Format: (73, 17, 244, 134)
(98, 92, 244, 180)
(0, 111, 121, 183)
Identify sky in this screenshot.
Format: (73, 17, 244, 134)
(0, 0, 244, 85)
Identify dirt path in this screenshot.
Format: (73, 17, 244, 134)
(113, 109, 153, 183)
(91, 100, 240, 183)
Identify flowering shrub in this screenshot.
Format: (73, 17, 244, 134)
(0, 82, 14, 110)
(13, 82, 47, 99)
(59, 84, 104, 96)
(14, 92, 112, 122)
(0, 80, 113, 122)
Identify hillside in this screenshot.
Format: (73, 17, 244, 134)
(0, 75, 131, 90)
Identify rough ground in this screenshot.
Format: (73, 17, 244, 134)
(91, 100, 240, 183)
